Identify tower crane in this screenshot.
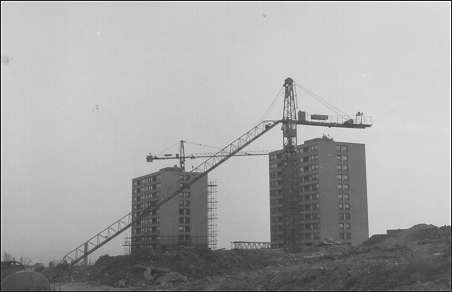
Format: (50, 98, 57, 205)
(146, 140, 269, 171)
(62, 77, 372, 264)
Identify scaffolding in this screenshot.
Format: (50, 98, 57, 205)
(208, 180, 218, 250)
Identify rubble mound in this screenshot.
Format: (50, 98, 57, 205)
(56, 224, 451, 290)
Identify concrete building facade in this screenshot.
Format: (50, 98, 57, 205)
(131, 167, 208, 252)
(269, 136, 368, 248)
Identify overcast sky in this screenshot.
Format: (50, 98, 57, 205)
(1, 2, 450, 264)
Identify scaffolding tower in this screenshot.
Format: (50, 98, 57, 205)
(208, 180, 218, 250)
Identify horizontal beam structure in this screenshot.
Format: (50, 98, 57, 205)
(62, 120, 281, 265)
(231, 241, 272, 249)
(148, 152, 268, 161)
(296, 120, 372, 129)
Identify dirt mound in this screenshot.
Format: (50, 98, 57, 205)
(362, 224, 450, 249)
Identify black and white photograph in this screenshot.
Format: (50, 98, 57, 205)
(1, 1, 451, 291)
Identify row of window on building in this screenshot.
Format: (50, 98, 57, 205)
(269, 147, 318, 161)
(134, 175, 160, 186)
(301, 154, 319, 163)
(338, 212, 352, 221)
(338, 203, 351, 210)
(338, 193, 350, 200)
(300, 213, 320, 221)
(340, 232, 352, 240)
(134, 183, 160, 193)
(300, 164, 319, 172)
(300, 203, 320, 211)
(134, 192, 159, 201)
(336, 145, 348, 152)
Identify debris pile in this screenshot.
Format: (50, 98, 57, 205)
(57, 224, 451, 291)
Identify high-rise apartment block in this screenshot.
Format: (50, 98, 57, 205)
(269, 136, 368, 248)
(131, 167, 210, 252)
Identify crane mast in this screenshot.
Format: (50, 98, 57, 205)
(282, 78, 298, 151)
(281, 77, 302, 252)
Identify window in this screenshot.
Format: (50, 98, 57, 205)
(313, 223, 319, 230)
(178, 226, 184, 232)
(346, 232, 352, 240)
(305, 233, 311, 239)
(337, 174, 342, 180)
(342, 155, 348, 161)
(345, 213, 351, 220)
(338, 193, 343, 199)
(343, 184, 349, 191)
(185, 200, 190, 207)
(185, 217, 190, 224)
(179, 217, 184, 224)
(339, 232, 345, 240)
(338, 203, 343, 210)
(342, 165, 348, 170)
(337, 155, 342, 160)
(336, 145, 341, 151)
(343, 193, 350, 200)
(337, 184, 342, 190)
(345, 203, 350, 210)
(179, 209, 184, 215)
(305, 214, 311, 220)
(341, 145, 348, 151)
(185, 209, 190, 215)
(339, 223, 344, 229)
(345, 223, 351, 230)
(185, 226, 190, 232)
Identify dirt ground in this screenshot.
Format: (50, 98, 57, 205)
(48, 224, 451, 291)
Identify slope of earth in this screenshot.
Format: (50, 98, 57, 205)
(52, 224, 450, 291)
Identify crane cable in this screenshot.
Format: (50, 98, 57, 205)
(257, 85, 284, 122)
(294, 82, 348, 116)
(154, 142, 180, 156)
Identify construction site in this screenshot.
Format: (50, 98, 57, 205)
(2, 3, 451, 291)
(2, 77, 450, 291)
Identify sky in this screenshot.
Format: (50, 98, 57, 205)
(1, 2, 450, 264)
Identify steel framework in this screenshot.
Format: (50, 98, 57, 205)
(231, 241, 271, 249)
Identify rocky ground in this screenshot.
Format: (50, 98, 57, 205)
(46, 224, 450, 291)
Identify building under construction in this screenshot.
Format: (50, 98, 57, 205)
(269, 136, 369, 249)
(130, 167, 217, 252)
(62, 77, 371, 265)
